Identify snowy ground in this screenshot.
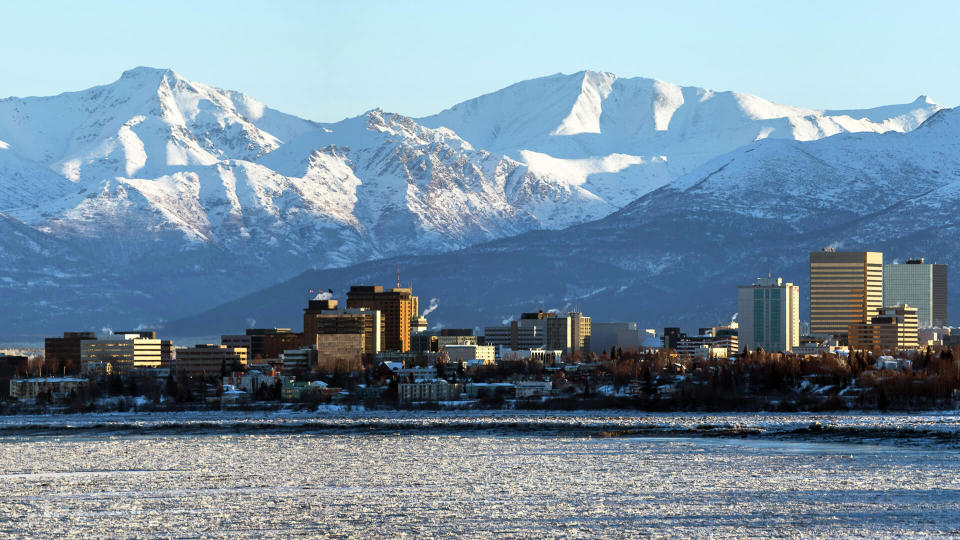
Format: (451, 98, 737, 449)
(1, 411, 959, 537)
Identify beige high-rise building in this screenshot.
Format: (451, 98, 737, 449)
(569, 312, 591, 354)
(346, 286, 417, 352)
(809, 250, 883, 338)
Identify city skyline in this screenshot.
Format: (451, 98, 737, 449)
(3, 5, 960, 536)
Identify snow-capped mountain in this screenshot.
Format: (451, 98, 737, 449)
(167, 107, 960, 336)
(421, 71, 939, 204)
(0, 67, 946, 338)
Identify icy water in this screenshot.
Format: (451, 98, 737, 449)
(1, 411, 959, 537)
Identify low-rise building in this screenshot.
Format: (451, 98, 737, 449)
(515, 381, 552, 398)
(443, 344, 496, 365)
(281, 378, 311, 401)
(398, 380, 462, 403)
(848, 305, 920, 352)
(397, 365, 438, 380)
(175, 344, 248, 378)
(282, 348, 318, 374)
(9, 377, 88, 402)
(676, 336, 729, 359)
(222, 369, 279, 395)
(44, 332, 96, 373)
(497, 348, 563, 364)
(874, 355, 912, 371)
(465, 382, 515, 399)
(220, 385, 250, 406)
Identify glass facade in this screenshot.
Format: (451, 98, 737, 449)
(738, 277, 799, 353)
(884, 262, 948, 328)
(883, 264, 932, 328)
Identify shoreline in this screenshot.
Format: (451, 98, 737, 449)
(0, 408, 958, 446)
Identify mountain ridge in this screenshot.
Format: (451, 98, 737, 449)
(165, 107, 960, 336)
(0, 67, 948, 339)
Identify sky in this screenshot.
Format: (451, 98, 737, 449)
(1, 0, 958, 122)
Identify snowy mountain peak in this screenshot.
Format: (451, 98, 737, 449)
(119, 66, 180, 83)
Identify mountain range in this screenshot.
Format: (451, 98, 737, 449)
(0, 67, 949, 339)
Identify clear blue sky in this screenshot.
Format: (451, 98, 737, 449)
(2, 0, 958, 122)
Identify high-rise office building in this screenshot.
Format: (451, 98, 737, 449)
(546, 316, 571, 351)
(346, 286, 418, 352)
(737, 277, 800, 353)
(569, 312, 591, 355)
(883, 259, 948, 328)
(809, 250, 883, 338)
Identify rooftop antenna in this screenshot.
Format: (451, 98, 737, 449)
(396, 264, 400, 289)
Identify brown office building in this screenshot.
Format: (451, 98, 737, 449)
(315, 334, 365, 373)
(0, 354, 29, 399)
(303, 298, 382, 354)
(44, 332, 96, 374)
(222, 328, 299, 359)
(263, 332, 303, 359)
(848, 305, 919, 352)
(346, 286, 418, 352)
(175, 344, 248, 377)
(809, 250, 883, 338)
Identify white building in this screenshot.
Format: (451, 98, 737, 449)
(737, 277, 800, 353)
(397, 365, 438, 380)
(443, 344, 496, 365)
(222, 369, 279, 395)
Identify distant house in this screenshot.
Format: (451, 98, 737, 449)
(874, 356, 912, 371)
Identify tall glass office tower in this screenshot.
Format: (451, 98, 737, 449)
(883, 259, 948, 328)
